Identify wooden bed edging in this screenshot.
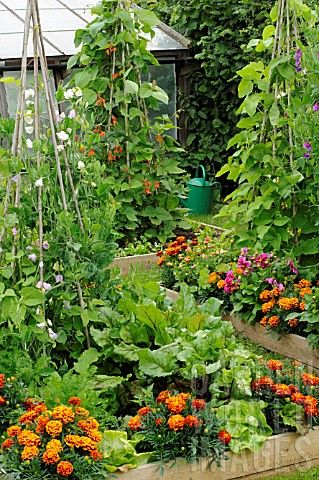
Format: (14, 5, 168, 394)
(110, 253, 158, 275)
(225, 314, 319, 373)
(118, 427, 319, 480)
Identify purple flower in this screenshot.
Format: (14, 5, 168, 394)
(304, 152, 311, 158)
(48, 328, 58, 340)
(303, 141, 312, 151)
(240, 247, 249, 256)
(224, 270, 240, 293)
(12, 227, 18, 236)
(265, 277, 275, 285)
(43, 240, 49, 250)
(294, 49, 302, 72)
(254, 253, 272, 269)
(68, 109, 77, 119)
(313, 102, 319, 112)
(55, 274, 64, 283)
(28, 253, 37, 262)
(288, 259, 299, 275)
(12, 175, 19, 183)
(36, 280, 52, 291)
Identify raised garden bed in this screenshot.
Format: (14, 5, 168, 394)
(225, 314, 319, 373)
(119, 428, 319, 480)
(110, 253, 158, 274)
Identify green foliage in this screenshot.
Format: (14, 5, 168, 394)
(68, 0, 188, 244)
(216, 0, 319, 263)
(216, 400, 272, 453)
(148, 0, 274, 170)
(101, 431, 150, 472)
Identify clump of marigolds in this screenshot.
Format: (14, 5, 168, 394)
(0, 396, 105, 479)
(128, 390, 229, 465)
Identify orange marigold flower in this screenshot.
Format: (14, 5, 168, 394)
(46, 420, 63, 437)
(57, 460, 74, 477)
(68, 397, 81, 406)
(252, 376, 274, 390)
(217, 279, 225, 289)
(166, 396, 187, 414)
(36, 415, 50, 434)
(43, 449, 60, 465)
(52, 406, 75, 424)
(273, 384, 292, 397)
(87, 429, 102, 443)
(291, 392, 306, 405)
(78, 418, 99, 432)
(300, 302, 306, 311)
(0, 396, 7, 406)
(185, 415, 200, 428)
(90, 449, 103, 461)
(304, 404, 319, 417)
(268, 315, 280, 328)
(288, 318, 299, 328)
(302, 373, 319, 386)
(75, 407, 89, 417)
(271, 287, 283, 297)
(278, 297, 299, 311)
(17, 430, 41, 447)
(208, 272, 220, 284)
(295, 279, 312, 289)
(300, 287, 312, 298)
(260, 316, 268, 327)
(304, 395, 318, 407)
(64, 434, 82, 448)
(261, 300, 276, 313)
(192, 399, 206, 411)
(156, 390, 170, 404)
(7, 425, 22, 437)
(46, 439, 63, 452)
(87, 149, 95, 157)
(267, 359, 283, 371)
(138, 406, 152, 417)
(167, 414, 185, 431)
(0, 374, 5, 389)
(1, 439, 14, 449)
(78, 436, 97, 452)
(128, 415, 142, 431)
(259, 290, 273, 302)
(218, 430, 232, 445)
(21, 446, 39, 461)
(155, 418, 163, 426)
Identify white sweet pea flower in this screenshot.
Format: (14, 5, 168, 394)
(47, 319, 53, 327)
(48, 328, 58, 340)
(26, 100, 34, 106)
(36, 322, 46, 329)
(25, 88, 35, 99)
(77, 161, 85, 170)
(68, 109, 77, 119)
(25, 126, 34, 134)
(67, 127, 72, 134)
(74, 88, 83, 98)
(57, 145, 65, 152)
(56, 131, 69, 141)
(64, 89, 74, 100)
(26, 138, 33, 149)
(35, 178, 43, 187)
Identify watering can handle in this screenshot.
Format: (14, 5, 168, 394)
(196, 165, 206, 181)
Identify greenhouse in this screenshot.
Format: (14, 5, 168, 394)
(0, 0, 319, 479)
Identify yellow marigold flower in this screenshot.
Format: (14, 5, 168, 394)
(65, 434, 82, 448)
(261, 300, 276, 313)
(260, 316, 268, 327)
(43, 449, 60, 465)
(77, 418, 99, 433)
(36, 415, 49, 434)
(295, 279, 311, 289)
(21, 446, 39, 461)
(87, 429, 102, 443)
(167, 414, 185, 431)
(278, 297, 299, 310)
(57, 460, 74, 477)
(128, 415, 142, 431)
(7, 425, 21, 437)
(268, 315, 280, 328)
(300, 287, 312, 298)
(75, 407, 89, 417)
(259, 290, 273, 302)
(17, 430, 41, 447)
(46, 439, 63, 452)
(217, 279, 225, 289)
(46, 420, 63, 437)
(208, 272, 220, 284)
(51, 406, 75, 424)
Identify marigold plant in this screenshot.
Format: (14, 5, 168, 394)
(0, 397, 106, 479)
(127, 390, 227, 466)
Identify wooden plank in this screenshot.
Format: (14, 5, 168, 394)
(226, 314, 319, 372)
(110, 253, 157, 275)
(118, 428, 319, 480)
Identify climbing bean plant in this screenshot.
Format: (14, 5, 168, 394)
(67, 0, 188, 244)
(216, 0, 319, 268)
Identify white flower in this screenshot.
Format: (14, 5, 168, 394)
(36, 322, 46, 329)
(39, 261, 44, 268)
(47, 319, 53, 327)
(64, 88, 74, 100)
(28, 253, 37, 262)
(68, 109, 77, 119)
(25, 88, 35, 99)
(25, 110, 34, 125)
(74, 88, 83, 98)
(67, 127, 72, 134)
(26, 138, 33, 149)
(48, 328, 58, 340)
(77, 161, 85, 170)
(26, 100, 34, 106)
(60, 112, 66, 120)
(91, 182, 96, 187)
(25, 126, 34, 134)
(56, 131, 69, 141)
(57, 145, 65, 152)
(35, 178, 43, 187)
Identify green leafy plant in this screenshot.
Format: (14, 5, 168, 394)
(67, 0, 188, 244)
(101, 430, 150, 473)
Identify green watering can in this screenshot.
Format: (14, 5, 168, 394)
(180, 165, 221, 215)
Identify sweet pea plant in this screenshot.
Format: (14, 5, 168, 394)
(216, 0, 319, 265)
(66, 0, 188, 244)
